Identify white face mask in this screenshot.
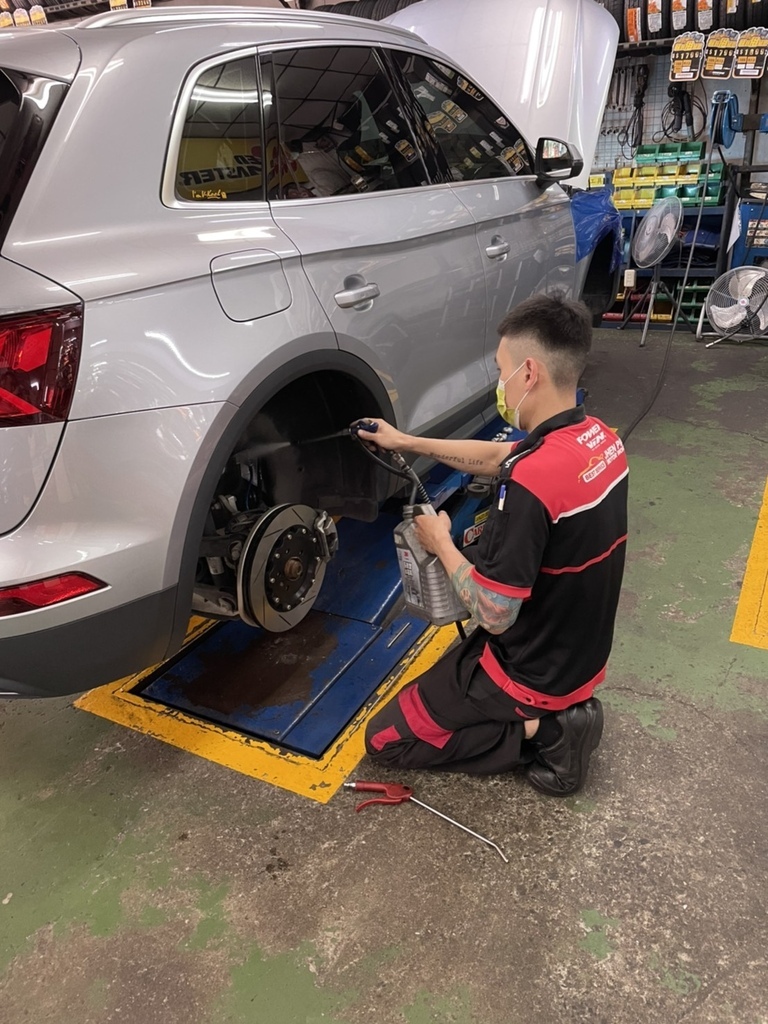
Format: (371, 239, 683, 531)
(496, 361, 529, 430)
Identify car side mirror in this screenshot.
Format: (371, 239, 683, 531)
(534, 138, 583, 184)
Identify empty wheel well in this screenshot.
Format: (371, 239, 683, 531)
(580, 234, 621, 323)
(231, 369, 392, 522)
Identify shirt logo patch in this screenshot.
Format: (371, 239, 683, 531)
(579, 455, 607, 483)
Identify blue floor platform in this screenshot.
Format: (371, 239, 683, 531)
(136, 416, 516, 757)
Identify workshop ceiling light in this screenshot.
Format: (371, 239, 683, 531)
(0, 574, 106, 617)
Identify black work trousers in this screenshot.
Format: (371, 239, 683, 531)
(364, 629, 538, 775)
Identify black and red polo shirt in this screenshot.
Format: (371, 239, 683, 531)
(469, 404, 628, 715)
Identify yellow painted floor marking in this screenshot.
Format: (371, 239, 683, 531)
(76, 618, 459, 804)
(731, 477, 768, 651)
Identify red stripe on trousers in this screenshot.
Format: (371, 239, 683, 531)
(479, 644, 606, 711)
(398, 684, 454, 749)
(540, 534, 628, 575)
(369, 724, 401, 752)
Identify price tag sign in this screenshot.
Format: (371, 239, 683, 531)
(703, 28, 740, 79)
(733, 27, 768, 79)
(670, 32, 706, 81)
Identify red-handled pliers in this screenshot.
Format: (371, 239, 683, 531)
(343, 780, 508, 862)
(344, 780, 414, 811)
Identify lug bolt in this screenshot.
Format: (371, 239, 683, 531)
(286, 605, 292, 610)
(274, 597, 281, 604)
(269, 578, 276, 584)
(287, 534, 293, 541)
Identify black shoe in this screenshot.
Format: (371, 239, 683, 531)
(526, 699, 604, 797)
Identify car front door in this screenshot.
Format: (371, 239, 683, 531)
(262, 44, 490, 438)
(387, 49, 576, 383)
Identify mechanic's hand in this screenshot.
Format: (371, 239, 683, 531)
(353, 418, 411, 452)
(414, 510, 453, 555)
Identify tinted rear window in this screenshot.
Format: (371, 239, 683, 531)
(0, 69, 67, 245)
(0, 70, 21, 168)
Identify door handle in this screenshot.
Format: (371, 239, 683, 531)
(334, 282, 380, 309)
(485, 238, 510, 260)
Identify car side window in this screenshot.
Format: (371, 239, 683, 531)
(175, 56, 263, 202)
(389, 51, 532, 182)
(268, 46, 429, 200)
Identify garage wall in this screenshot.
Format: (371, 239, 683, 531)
(593, 51, 768, 173)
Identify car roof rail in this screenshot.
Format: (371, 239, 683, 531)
(78, 5, 418, 41)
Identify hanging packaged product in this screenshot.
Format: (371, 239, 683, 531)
(428, 110, 457, 133)
(441, 99, 467, 123)
(457, 76, 484, 101)
(29, 4, 46, 23)
(132, 0, 153, 6)
(697, 0, 715, 31)
(12, 6, 31, 26)
(395, 140, 417, 163)
(670, 31, 706, 79)
(647, 0, 668, 38)
(109, 0, 128, 8)
(0, 10, 12, 26)
(626, 0, 643, 42)
(425, 72, 451, 96)
(703, 28, 740, 77)
(733, 25, 768, 75)
(672, 0, 696, 33)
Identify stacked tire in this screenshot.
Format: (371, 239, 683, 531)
(593, 0, 754, 40)
(747, 0, 768, 27)
(315, 0, 422, 17)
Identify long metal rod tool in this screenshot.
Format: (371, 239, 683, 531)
(408, 796, 509, 863)
(344, 781, 508, 863)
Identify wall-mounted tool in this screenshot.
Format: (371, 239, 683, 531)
(710, 89, 768, 146)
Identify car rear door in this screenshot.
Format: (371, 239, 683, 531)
(387, 48, 576, 382)
(262, 44, 490, 438)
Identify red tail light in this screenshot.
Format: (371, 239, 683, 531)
(0, 306, 83, 426)
(0, 573, 106, 617)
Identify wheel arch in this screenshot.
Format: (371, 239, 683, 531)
(577, 231, 622, 325)
(163, 348, 396, 657)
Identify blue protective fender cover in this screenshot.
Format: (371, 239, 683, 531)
(571, 187, 623, 269)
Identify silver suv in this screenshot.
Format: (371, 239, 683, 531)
(0, 7, 619, 698)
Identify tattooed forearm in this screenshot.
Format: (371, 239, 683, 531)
(428, 451, 465, 465)
(450, 564, 522, 635)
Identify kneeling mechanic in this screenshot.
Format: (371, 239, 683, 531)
(358, 294, 629, 795)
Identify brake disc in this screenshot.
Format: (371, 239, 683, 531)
(236, 504, 338, 632)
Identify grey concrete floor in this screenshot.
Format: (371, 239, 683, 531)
(1, 328, 767, 1024)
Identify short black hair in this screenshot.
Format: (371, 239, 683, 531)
(497, 293, 592, 389)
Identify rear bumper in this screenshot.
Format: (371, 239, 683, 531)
(0, 587, 177, 698)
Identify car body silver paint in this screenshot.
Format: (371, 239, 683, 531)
(0, 423, 64, 535)
(0, 403, 227, 635)
(271, 185, 491, 435)
(448, 177, 575, 381)
(0, 28, 80, 81)
(0, 6, 616, 693)
(210, 250, 292, 323)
